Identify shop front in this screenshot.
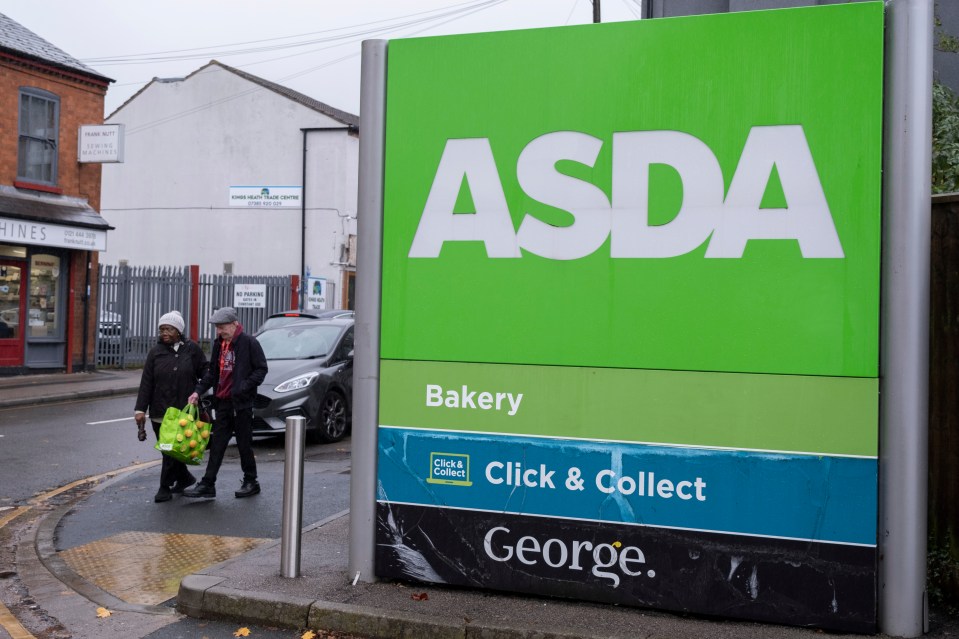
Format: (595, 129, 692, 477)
(0, 189, 111, 374)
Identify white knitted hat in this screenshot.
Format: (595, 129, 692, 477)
(158, 310, 185, 334)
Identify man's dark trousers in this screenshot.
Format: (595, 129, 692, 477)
(202, 400, 257, 485)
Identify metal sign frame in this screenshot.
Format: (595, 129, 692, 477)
(351, 1, 933, 635)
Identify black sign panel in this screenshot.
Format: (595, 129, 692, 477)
(375, 503, 876, 633)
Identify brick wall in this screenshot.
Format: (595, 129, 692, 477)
(0, 56, 109, 371)
(0, 58, 107, 205)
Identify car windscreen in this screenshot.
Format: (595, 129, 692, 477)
(255, 315, 314, 334)
(256, 324, 344, 360)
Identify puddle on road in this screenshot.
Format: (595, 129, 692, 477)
(59, 531, 269, 605)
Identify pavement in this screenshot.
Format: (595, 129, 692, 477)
(1, 369, 957, 639)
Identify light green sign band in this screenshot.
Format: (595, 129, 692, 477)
(379, 359, 877, 457)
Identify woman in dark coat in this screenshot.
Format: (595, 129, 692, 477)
(134, 310, 209, 502)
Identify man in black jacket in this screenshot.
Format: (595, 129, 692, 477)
(184, 307, 268, 499)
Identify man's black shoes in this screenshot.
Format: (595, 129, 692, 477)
(154, 487, 172, 503)
(235, 480, 260, 498)
(181, 479, 259, 498)
(183, 481, 216, 499)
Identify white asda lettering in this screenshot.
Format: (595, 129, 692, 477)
(408, 126, 843, 260)
(483, 526, 648, 588)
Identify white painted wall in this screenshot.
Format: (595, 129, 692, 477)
(302, 124, 359, 296)
(100, 63, 358, 303)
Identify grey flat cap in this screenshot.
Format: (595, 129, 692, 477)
(209, 307, 238, 324)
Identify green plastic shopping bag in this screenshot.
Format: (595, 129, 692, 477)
(155, 404, 212, 465)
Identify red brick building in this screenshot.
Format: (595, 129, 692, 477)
(0, 13, 113, 374)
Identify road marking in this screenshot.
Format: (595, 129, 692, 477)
(0, 461, 160, 527)
(0, 510, 34, 639)
(85, 417, 131, 425)
(0, 600, 33, 639)
(28, 460, 160, 505)
(0, 507, 23, 529)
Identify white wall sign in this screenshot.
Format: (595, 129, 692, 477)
(229, 186, 302, 208)
(306, 277, 327, 309)
(78, 124, 125, 163)
(0, 216, 107, 251)
(234, 283, 266, 308)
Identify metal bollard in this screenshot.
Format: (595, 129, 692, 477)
(280, 416, 306, 578)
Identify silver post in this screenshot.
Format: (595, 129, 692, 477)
(349, 38, 387, 585)
(880, 0, 933, 636)
(281, 415, 306, 578)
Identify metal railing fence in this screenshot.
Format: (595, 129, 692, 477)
(95, 264, 306, 367)
(96, 265, 191, 367)
(196, 273, 308, 350)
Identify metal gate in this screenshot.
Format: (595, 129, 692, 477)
(96, 265, 302, 367)
(195, 274, 304, 349)
(96, 265, 190, 367)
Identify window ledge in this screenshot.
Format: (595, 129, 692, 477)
(14, 181, 63, 195)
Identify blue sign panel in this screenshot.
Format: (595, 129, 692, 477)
(378, 427, 876, 546)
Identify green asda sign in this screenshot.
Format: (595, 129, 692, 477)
(376, 3, 882, 632)
(381, 4, 881, 378)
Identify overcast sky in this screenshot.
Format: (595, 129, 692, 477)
(2, 0, 643, 117)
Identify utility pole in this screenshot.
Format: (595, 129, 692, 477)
(593, 0, 601, 23)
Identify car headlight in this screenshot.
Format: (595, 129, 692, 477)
(274, 372, 320, 393)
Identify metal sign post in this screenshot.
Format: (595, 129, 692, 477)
(349, 38, 388, 585)
(880, 0, 933, 636)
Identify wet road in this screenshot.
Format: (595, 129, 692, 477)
(0, 394, 354, 639)
(0, 396, 156, 506)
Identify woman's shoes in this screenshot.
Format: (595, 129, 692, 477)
(157, 474, 196, 502)
(171, 475, 197, 494)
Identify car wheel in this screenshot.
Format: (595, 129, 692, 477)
(315, 390, 348, 443)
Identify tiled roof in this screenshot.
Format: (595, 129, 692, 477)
(0, 12, 111, 82)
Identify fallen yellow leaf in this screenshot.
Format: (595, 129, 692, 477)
(233, 628, 251, 637)
(301, 631, 317, 639)
(95, 607, 111, 618)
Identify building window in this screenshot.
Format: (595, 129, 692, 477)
(28, 253, 61, 338)
(18, 88, 60, 186)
